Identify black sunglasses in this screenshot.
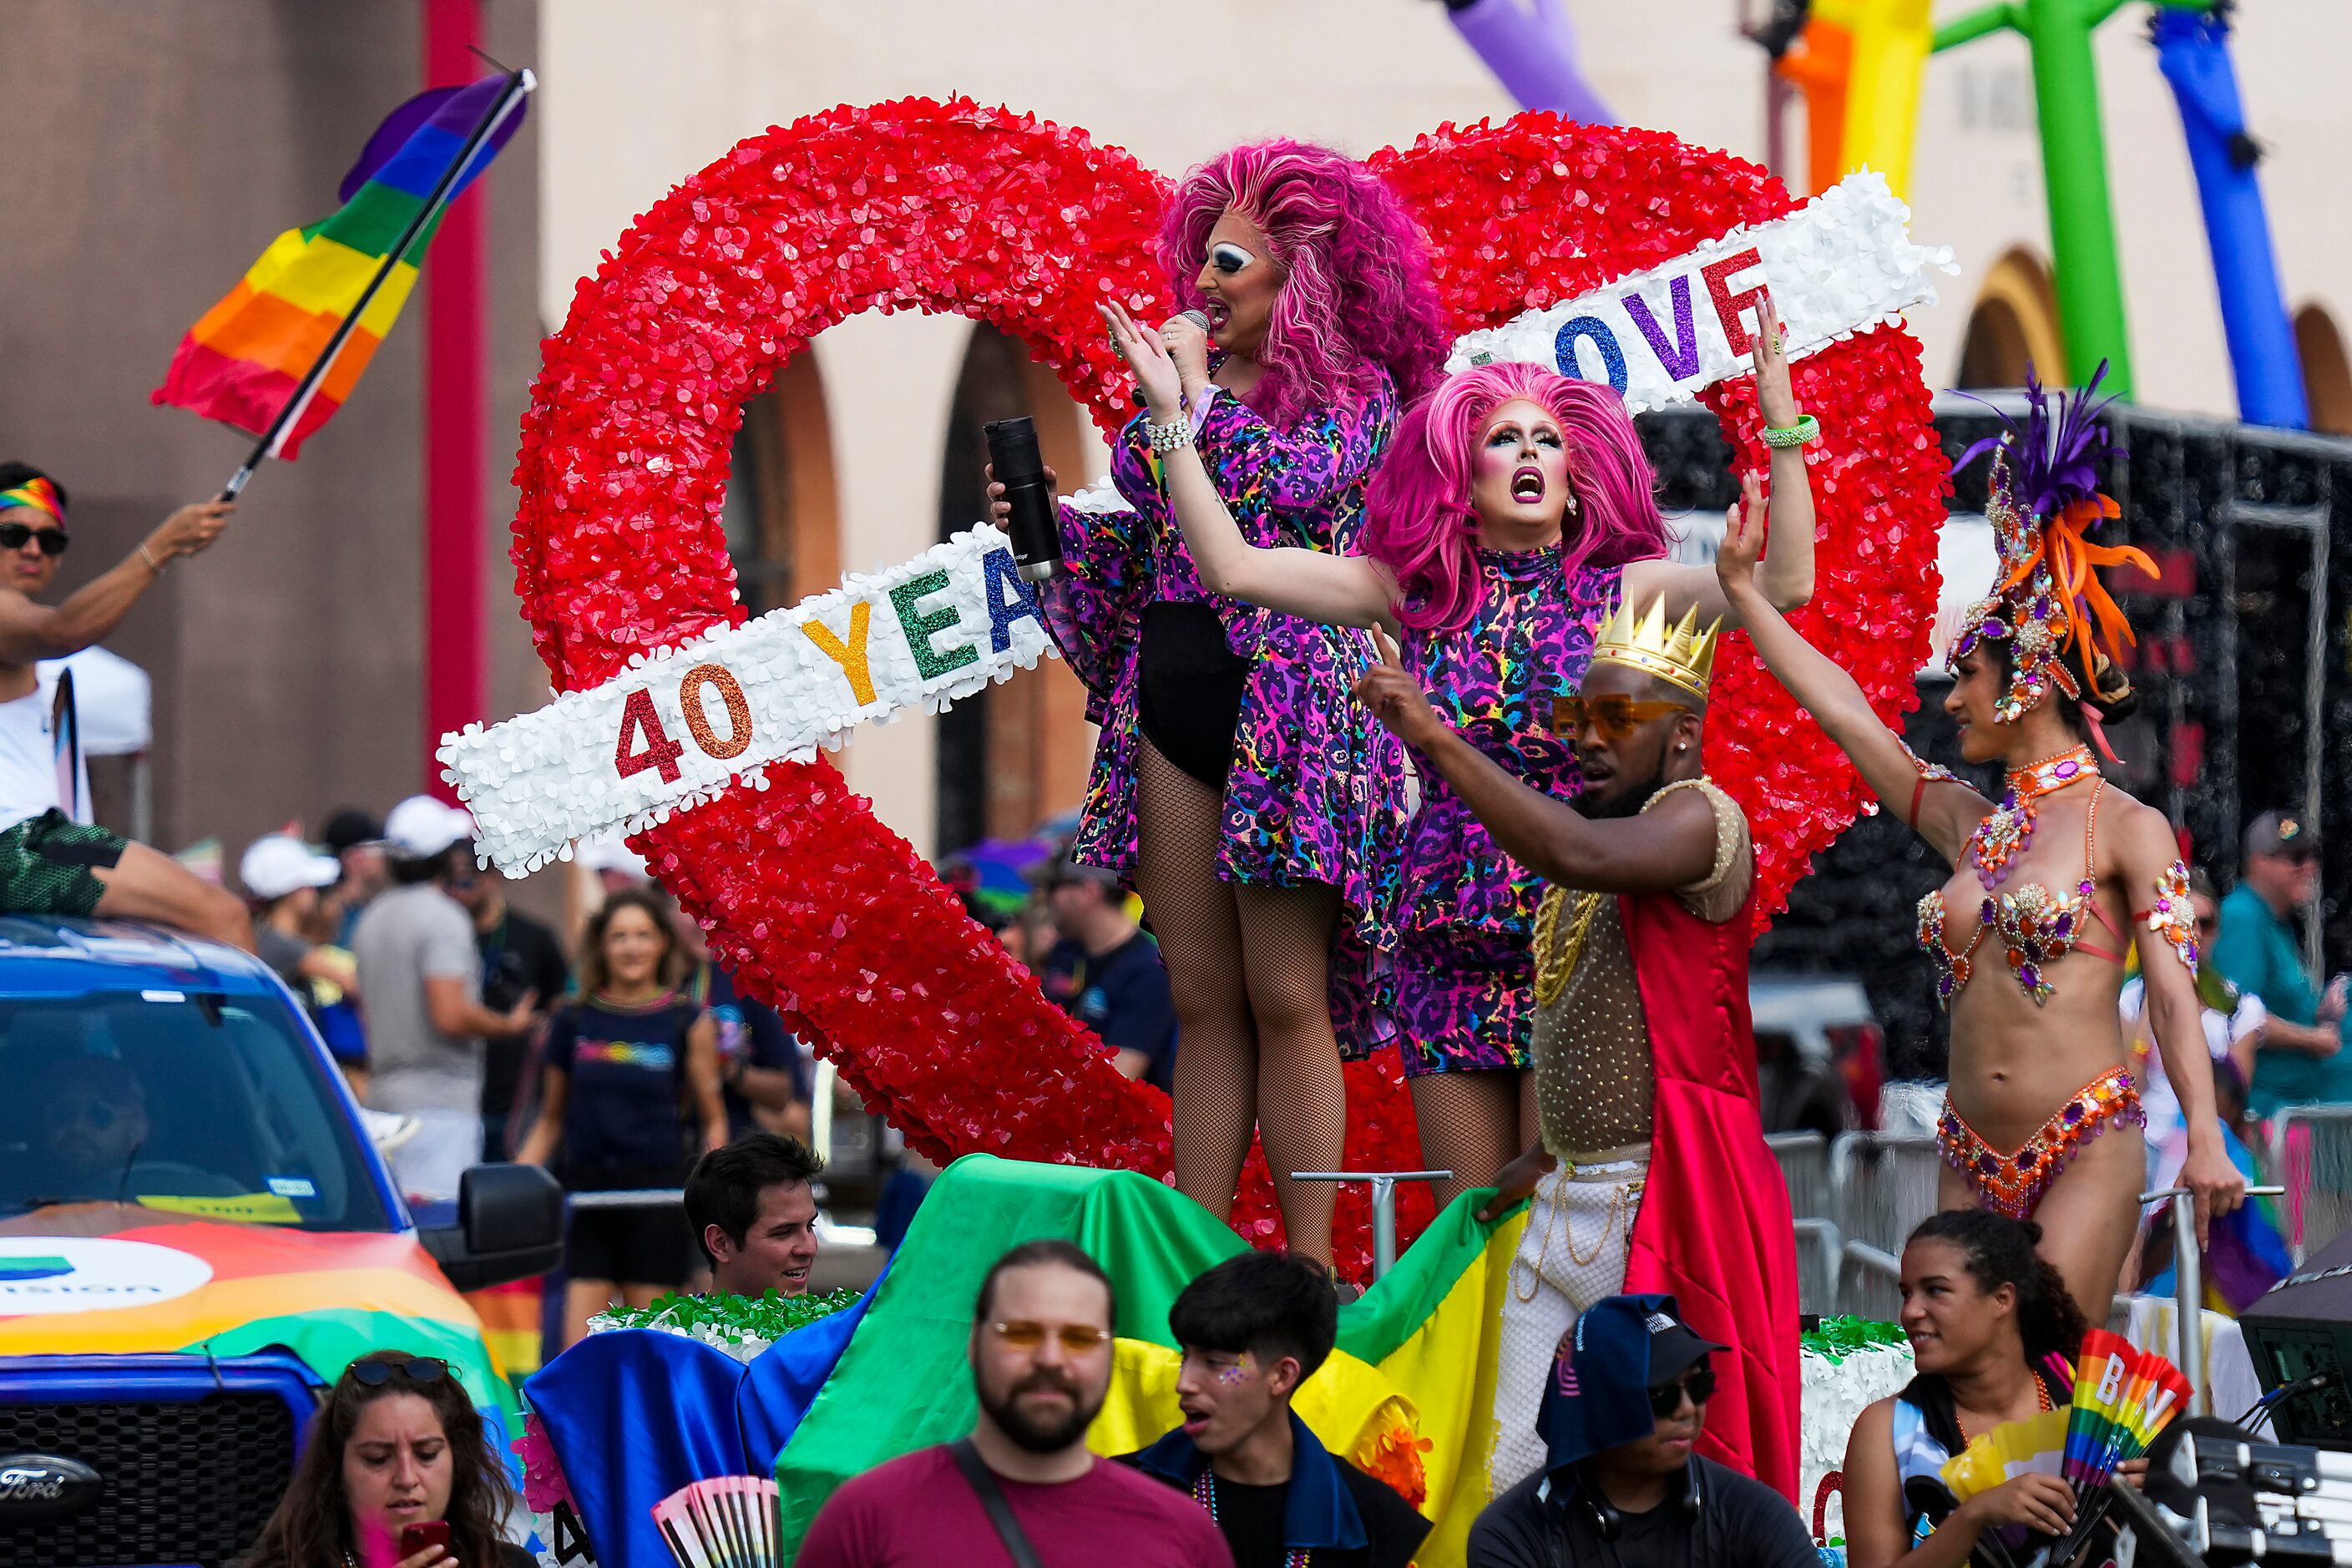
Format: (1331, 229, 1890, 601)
(0, 522, 68, 555)
(1649, 1367, 1716, 1417)
(348, 1356, 448, 1388)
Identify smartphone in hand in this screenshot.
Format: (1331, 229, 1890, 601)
(399, 1520, 453, 1562)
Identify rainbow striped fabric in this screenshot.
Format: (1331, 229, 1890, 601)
(150, 72, 528, 458)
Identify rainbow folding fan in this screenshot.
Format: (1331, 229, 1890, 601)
(654, 1474, 781, 1568)
(2063, 1329, 2192, 1492)
(1937, 1330, 2191, 1553)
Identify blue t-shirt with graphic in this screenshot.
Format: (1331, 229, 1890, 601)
(544, 993, 705, 1181)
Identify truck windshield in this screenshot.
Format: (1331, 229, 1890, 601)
(0, 989, 392, 1232)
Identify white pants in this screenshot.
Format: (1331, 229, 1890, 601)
(386, 1109, 482, 1204)
(1489, 1152, 1648, 1495)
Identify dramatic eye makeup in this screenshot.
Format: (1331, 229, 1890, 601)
(1210, 242, 1255, 276)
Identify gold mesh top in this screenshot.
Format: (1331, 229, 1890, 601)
(1530, 779, 1753, 1161)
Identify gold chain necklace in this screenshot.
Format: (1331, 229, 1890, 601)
(1530, 887, 1606, 1007)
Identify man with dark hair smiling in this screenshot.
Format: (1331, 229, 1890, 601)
(1356, 594, 1798, 1495)
(683, 1131, 822, 1299)
(1468, 1295, 1818, 1568)
(1124, 1250, 1429, 1568)
(797, 1238, 1232, 1567)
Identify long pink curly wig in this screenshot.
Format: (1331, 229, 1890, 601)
(1161, 139, 1450, 430)
(1363, 363, 1672, 634)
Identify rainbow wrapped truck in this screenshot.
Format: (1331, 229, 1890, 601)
(0, 916, 562, 1566)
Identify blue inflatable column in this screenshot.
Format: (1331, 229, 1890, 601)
(2152, 6, 2307, 428)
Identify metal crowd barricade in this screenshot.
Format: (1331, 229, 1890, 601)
(1768, 1133, 1840, 1313)
(1824, 1133, 1939, 1322)
(1828, 1132, 1941, 1255)
(2268, 1106, 2352, 1263)
(1836, 1242, 1903, 1323)
(2141, 1184, 2286, 1417)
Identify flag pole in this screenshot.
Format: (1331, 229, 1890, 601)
(220, 66, 534, 500)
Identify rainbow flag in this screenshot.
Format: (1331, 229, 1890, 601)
(151, 71, 529, 458)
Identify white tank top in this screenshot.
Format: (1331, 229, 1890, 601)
(0, 689, 63, 834)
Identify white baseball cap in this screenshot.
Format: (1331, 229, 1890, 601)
(382, 795, 477, 861)
(239, 833, 341, 902)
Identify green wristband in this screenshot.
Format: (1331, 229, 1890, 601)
(1762, 414, 1821, 449)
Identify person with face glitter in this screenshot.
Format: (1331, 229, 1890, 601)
(0, 461, 248, 945)
(991, 142, 1450, 1265)
(1714, 370, 2244, 1321)
(1353, 589, 1798, 1496)
(1119, 308, 1817, 1206)
(796, 1240, 1234, 1568)
(1122, 1249, 1432, 1568)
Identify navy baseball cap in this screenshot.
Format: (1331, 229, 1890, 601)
(1536, 1294, 1726, 1474)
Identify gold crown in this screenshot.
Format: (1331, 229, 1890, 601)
(1591, 594, 1722, 700)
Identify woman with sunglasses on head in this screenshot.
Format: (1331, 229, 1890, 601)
(1103, 302, 1818, 1204)
(238, 1350, 532, 1568)
(0, 461, 247, 945)
(1713, 372, 2243, 1320)
(1839, 1211, 2090, 1568)
(991, 141, 1449, 1265)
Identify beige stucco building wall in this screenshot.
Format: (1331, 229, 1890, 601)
(532, 0, 2350, 859)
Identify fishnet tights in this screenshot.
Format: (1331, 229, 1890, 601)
(1409, 1068, 1538, 1211)
(1137, 740, 1347, 1265)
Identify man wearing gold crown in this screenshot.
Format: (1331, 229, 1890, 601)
(1357, 589, 1799, 1500)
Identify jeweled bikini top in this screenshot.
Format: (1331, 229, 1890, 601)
(1911, 743, 2201, 1008)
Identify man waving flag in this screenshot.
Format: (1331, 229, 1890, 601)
(153, 68, 531, 468)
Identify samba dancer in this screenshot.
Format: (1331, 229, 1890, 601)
(1712, 372, 2243, 1318)
(1101, 296, 1817, 1204)
(998, 141, 1450, 1263)
(1352, 589, 1799, 1495)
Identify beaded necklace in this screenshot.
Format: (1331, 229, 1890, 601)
(1191, 1467, 1310, 1568)
(1955, 1368, 2056, 1446)
(1967, 744, 2097, 889)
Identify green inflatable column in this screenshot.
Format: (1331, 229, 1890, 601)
(1935, 0, 2146, 398)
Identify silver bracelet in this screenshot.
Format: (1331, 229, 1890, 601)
(138, 543, 165, 574)
(1147, 417, 1192, 455)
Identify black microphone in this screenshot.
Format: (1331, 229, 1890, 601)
(984, 416, 1060, 582)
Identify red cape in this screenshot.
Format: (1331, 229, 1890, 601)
(1621, 883, 1802, 1500)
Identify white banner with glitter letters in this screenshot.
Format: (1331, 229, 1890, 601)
(1444, 169, 1955, 409)
(441, 524, 1055, 873)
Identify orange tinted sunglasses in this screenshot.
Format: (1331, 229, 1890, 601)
(1550, 695, 1688, 741)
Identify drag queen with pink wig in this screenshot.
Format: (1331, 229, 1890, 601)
(999, 141, 1449, 1262)
(1100, 300, 1818, 1202)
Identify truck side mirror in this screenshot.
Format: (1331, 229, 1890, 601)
(419, 1164, 564, 1292)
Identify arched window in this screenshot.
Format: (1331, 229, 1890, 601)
(934, 325, 1095, 857)
(722, 354, 839, 617)
(1955, 248, 2066, 389)
(2295, 304, 2352, 437)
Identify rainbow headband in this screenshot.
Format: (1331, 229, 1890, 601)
(0, 477, 63, 528)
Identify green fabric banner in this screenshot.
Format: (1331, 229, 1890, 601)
(774, 1155, 1515, 1550)
(774, 1156, 1245, 1540)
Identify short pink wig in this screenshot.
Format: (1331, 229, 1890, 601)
(1363, 363, 1671, 634)
(1161, 139, 1449, 430)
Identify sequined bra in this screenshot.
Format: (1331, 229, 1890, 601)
(1917, 781, 2121, 1007)
(1910, 750, 2204, 1008)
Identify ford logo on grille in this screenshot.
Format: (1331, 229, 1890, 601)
(0, 1454, 102, 1521)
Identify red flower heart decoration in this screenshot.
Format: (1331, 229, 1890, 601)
(510, 99, 1949, 1278)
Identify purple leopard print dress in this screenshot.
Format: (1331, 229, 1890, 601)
(1383, 547, 1623, 1075)
(1044, 377, 1409, 1054)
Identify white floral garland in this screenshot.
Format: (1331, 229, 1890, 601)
(1800, 1331, 1917, 1551)
(442, 523, 1056, 874)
